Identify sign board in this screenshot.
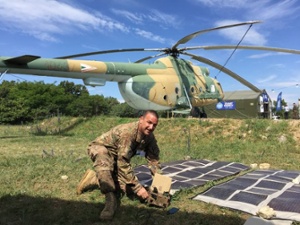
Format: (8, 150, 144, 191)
(216, 101, 236, 110)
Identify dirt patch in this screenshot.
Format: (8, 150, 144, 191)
(202, 118, 300, 144)
(288, 120, 300, 143)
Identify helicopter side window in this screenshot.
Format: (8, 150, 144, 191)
(211, 85, 215, 93)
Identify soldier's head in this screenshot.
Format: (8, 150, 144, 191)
(138, 110, 159, 136)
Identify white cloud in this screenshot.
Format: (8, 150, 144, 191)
(249, 52, 295, 59)
(111, 8, 179, 28)
(147, 10, 179, 28)
(134, 29, 166, 43)
(0, 0, 129, 41)
(195, 0, 248, 8)
(215, 20, 267, 45)
(195, 0, 300, 20)
(248, 52, 277, 59)
(196, 0, 300, 44)
(247, 0, 300, 21)
(270, 81, 299, 88)
(111, 9, 144, 24)
(257, 74, 277, 83)
(270, 63, 286, 69)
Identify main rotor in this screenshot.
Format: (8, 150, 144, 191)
(56, 20, 262, 61)
(55, 20, 300, 93)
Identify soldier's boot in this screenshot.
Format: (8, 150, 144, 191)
(97, 170, 118, 220)
(99, 192, 118, 220)
(76, 169, 99, 195)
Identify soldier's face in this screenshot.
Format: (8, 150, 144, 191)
(138, 113, 158, 136)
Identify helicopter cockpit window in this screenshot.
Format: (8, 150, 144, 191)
(190, 87, 195, 93)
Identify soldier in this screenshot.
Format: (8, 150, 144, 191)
(77, 110, 161, 220)
(292, 103, 299, 119)
(284, 105, 290, 119)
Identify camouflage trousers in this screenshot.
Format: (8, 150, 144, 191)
(87, 143, 126, 194)
(87, 143, 115, 171)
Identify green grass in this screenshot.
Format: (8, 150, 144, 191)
(1, 117, 300, 225)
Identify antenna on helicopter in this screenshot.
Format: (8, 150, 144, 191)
(215, 23, 255, 79)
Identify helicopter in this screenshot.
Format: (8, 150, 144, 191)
(1, 20, 300, 111)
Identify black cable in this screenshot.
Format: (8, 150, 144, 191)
(0, 74, 31, 82)
(215, 24, 254, 79)
(10, 74, 28, 81)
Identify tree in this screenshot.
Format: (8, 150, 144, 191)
(0, 81, 31, 123)
(110, 103, 137, 117)
(272, 98, 287, 119)
(66, 95, 93, 117)
(0, 80, 133, 123)
(58, 81, 88, 97)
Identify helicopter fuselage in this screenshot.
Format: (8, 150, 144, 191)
(0, 55, 224, 110)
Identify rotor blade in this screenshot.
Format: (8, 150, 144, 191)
(55, 48, 167, 59)
(135, 52, 167, 63)
(183, 52, 262, 93)
(183, 45, 300, 54)
(172, 20, 262, 50)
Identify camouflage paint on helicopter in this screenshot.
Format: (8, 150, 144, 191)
(5, 21, 295, 111)
(0, 55, 223, 111)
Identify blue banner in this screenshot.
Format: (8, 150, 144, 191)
(216, 101, 236, 110)
(262, 93, 268, 102)
(276, 92, 282, 112)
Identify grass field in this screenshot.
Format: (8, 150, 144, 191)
(1, 116, 300, 225)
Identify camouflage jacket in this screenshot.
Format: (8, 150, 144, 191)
(93, 121, 161, 193)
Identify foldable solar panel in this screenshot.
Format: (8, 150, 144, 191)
(193, 169, 300, 222)
(134, 159, 250, 192)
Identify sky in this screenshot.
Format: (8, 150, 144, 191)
(0, 0, 300, 108)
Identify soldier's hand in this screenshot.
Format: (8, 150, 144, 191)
(137, 187, 149, 199)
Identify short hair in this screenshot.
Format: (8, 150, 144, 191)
(141, 110, 159, 119)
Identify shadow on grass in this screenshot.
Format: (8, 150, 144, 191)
(31, 117, 87, 136)
(0, 136, 29, 139)
(0, 194, 246, 225)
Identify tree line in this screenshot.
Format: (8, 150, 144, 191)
(0, 80, 137, 124)
(1, 80, 290, 124)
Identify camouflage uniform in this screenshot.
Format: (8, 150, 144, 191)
(292, 103, 299, 119)
(87, 121, 161, 194)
